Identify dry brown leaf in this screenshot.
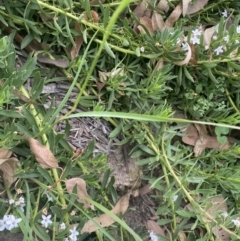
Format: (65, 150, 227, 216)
(66, 177, 94, 210)
(0, 157, 20, 187)
(146, 220, 166, 238)
(152, 12, 165, 32)
(182, 0, 192, 17)
(178, 230, 187, 241)
(186, 0, 209, 15)
(165, 3, 182, 28)
(81, 193, 130, 234)
(212, 226, 230, 241)
(157, 0, 169, 12)
(90, 10, 99, 23)
(139, 183, 152, 196)
(137, 16, 154, 35)
(203, 26, 216, 47)
(70, 22, 84, 60)
(133, 1, 148, 18)
(174, 42, 192, 66)
(28, 138, 59, 169)
(0, 148, 12, 159)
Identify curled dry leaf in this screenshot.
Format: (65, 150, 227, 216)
(137, 16, 154, 35)
(212, 226, 230, 241)
(0, 157, 20, 187)
(81, 193, 130, 234)
(66, 177, 94, 210)
(186, 0, 209, 15)
(37, 54, 69, 68)
(145, 220, 166, 238)
(174, 42, 192, 66)
(165, 3, 182, 28)
(70, 22, 83, 60)
(28, 138, 59, 169)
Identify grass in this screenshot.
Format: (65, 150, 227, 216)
(1, 0, 240, 240)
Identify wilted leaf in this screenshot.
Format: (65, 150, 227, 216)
(90, 10, 99, 23)
(145, 220, 166, 238)
(165, 3, 182, 28)
(0, 157, 20, 187)
(178, 230, 187, 241)
(139, 183, 152, 196)
(28, 138, 59, 169)
(66, 177, 94, 210)
(152, 12, 165, 32)
(81, 193, 130, 233)
(186, 0, 209, 15)
(137, 16, 154, 35)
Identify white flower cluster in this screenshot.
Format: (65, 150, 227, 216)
(232, 218, 240, 228)
(8, 196, 26, 212)
(0, 214, 22, 231)
(190, 28, 202, 45)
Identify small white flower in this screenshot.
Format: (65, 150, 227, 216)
(3, 215, 22, 231)
(192, 28, 202, 36)
(237, 26, 240, 34)
(181, 42, 188, 51)
(221, 211, 228, 218)
(235, 40, 240, 44)
(46, 194, 53, 202)
(232, 219, 240, 227)
(212, 35, 218, 40)
(222, 10, 228, 18)
(223, 35, 229, 43)
(140, 46, 145, 53)
(19, 203, 26, 212)
(214, 45, 224, 55)
(19, 196, 25, 204)
(69, 226, 79, 241)
(173, 195, 178, 202)
(9, 199, 15, 205)
(60, 222, 66, 230)
(41, 214, 52, 228)
(190, 35, 200, 45)
(149, 230, 159, 241)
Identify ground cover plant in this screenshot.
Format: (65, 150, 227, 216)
(1, 0, 240, 240)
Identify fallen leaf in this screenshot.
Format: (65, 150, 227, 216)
(145, 220, 166, 238)
(151, 12, 165, 32)
(203, 26, 216, 47)
(157, 0, 169, 12)
(139, 183, 152, 196)
(133, 1, 148, 18)
(212, 226, 230, 241)
(178, 230, 187, 241)
(66, 177, 94, 210)
(0, 157, 20, 187)
(186, 0, 209, 15)
(137, 16, 154, 35)
(165, 3, 182, 28)
(81, 193, 130, 233)
(37, 54, 69, 68)
(90, 10, 99, 23)
(174, 42, 192, 66)
(70, 22, 84, 60)
(182, 0, 192, 17)
(28, 138, 59, 169)
(0, 148, 12, 159)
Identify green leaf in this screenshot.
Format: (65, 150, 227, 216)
(136, 156, 159, 165)
(104, 42, 115, 58)
(21, 34, 34, 49)
(31, 71, 44, 99)
(50, 206, 63, 218)
(37, 166, 54, 184)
